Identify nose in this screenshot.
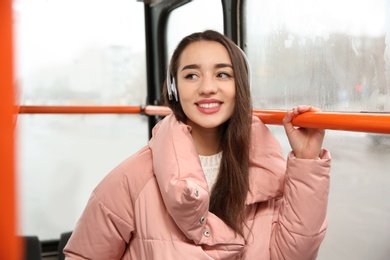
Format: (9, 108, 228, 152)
(199, 75, 217, 95)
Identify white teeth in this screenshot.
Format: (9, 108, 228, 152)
(198, 103, 220, 109)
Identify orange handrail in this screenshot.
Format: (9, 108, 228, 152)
(18, 105, 390, 134)
(253, 110, 390, 134)
(18, 105, 142, 114)
(0, 0, 21, 258)
(144, 106, 390, 134)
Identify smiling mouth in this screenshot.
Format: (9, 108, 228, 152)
(197, 103, 221, 108)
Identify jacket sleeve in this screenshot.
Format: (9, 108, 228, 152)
(270, 149, 331, 260)
(63, 163, 135, 260)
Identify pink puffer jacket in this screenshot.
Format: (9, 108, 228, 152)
(64, 114, 331, 259)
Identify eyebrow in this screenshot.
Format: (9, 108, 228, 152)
(181, 63, 233, 71)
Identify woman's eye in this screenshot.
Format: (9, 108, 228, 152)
(185, 74, 197, 79)
(217, 72, 231, 78)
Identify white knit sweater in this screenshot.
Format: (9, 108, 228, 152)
(199, 152, 222, 191)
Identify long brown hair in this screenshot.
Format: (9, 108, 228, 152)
(162, 30, 252, 237)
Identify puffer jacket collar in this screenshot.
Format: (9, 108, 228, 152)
(148, 114, 285, 257)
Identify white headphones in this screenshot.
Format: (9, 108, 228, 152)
(167, 46, 252, 101)
(166, 66, 178, 101)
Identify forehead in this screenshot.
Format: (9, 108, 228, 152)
(179, 40, 232, 67)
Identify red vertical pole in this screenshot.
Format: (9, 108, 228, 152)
(0, 0, 21, 259)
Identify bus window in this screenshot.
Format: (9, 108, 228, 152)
(245, 0, 390, 259)
(13, 0, 148, 240)
(245, 0, 389, 113)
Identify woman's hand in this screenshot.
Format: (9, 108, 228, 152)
(282, 105, 325, 159)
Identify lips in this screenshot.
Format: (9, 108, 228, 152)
(196, 99, 222, 114)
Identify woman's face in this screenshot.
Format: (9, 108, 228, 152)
(177, 41, 236, 131)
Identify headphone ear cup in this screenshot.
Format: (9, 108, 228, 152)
(166, 66, 178, 101)
(171, 78, 178, 101)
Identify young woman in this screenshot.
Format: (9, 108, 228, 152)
(64, 30, 331, 259)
